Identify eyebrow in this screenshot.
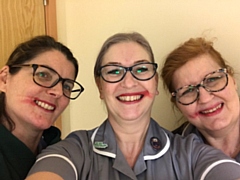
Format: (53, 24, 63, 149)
(103, 59, 151, 66)
(175, 69, 222, 91)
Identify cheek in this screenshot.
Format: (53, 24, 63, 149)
(7, 83, 26, 97)
(145, 79, 159, 98)
(178, 105, 199, 119)
(222, 87, 239, 111)
(144, 89, 158, 98)
(58, 98, 70, 112)
(143, 91, 152, 98)
(225, 81, 238, 97)
(8, 76, 33, 95)
(100, 82, 115, 99)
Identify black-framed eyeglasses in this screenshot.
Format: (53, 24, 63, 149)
(172, 68, 228, 105)
(9, 64, 84, 100)
(99, 62, 158, 83)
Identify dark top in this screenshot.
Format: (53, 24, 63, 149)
(0, 124, 61, 180)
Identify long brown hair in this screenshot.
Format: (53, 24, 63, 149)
(0, 35, 79, 131)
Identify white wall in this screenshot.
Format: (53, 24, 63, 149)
(56, 0, 240, 137)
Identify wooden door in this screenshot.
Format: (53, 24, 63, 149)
(0, 0, 61, 130)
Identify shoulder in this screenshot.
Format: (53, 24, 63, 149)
(29, 129, 96, 179)
(168, 134, 240, 179)
(42, 128, 95, 155)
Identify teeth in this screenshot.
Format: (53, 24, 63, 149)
(201, 104, 222, 114)
(118, 95, 141, 102)
(35, 100, 55, 111)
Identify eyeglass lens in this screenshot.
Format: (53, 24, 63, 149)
(175, 69, 228, 105)
(100, 63, 157, 83)
(33, 65, 83, 99)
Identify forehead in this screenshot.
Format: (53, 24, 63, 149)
(30, 50, 76, 79)
(102, 42, 150, 65)
(172, 54, 221, 88)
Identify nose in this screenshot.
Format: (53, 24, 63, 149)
(46, 81, 63, 98)
(120, 71, 137, 88)
(197, 86, 214, 104)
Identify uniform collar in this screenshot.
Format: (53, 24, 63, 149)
(91, 119, 170, 157)
(182, 123, 205, 142)
(90, 119, 170, 176)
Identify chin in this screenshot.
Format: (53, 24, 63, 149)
(33, 121, 53, 130)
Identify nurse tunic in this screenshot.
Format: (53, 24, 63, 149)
(173, 121, 240, 162)
(28, 119, 240, 180)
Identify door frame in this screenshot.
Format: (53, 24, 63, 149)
(44, 0, 62, 130)
(45, 0, 57, 39)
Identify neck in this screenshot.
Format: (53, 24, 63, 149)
(109, 117, 150, 168)
(12, 125, 43, 155)
(200, 121, 240, 158)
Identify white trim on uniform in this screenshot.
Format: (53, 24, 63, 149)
(144, 132, 170, 160)
(91, 127, 116, 158)
(200, 159, 240, 180)
(36, 154, 78, 180)
(91, 127, 170, 161)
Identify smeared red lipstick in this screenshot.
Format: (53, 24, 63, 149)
(143, 91, 155, 98)
(189, 112, 200, 119)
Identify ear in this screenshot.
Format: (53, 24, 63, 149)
(155, 74, 159, 95)
(0, 66, 9, 93)
(95, 78, 104, 99)
(231, 76, 238, 91)
(234, 79, 238, 91)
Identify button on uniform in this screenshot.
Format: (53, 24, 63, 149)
(150, 137, 161, 150)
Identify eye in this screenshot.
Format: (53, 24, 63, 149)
(35, 71, 52, 81)
(206, 75, 222, 83)
(107, 69, 121, 75)
(135, 66, 148, 74)
(179, 86, 196, 97)
(204, 74, 224, 88)
(63, 81, 74, 92)
(104, 67, 124, 76)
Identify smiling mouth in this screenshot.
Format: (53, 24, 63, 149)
(35, 100, 55, 111)
(117, 95, 143, 102)
(201, 103, 223, 114)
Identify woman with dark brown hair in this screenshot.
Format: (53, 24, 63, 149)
(0, 35, 84, 180)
